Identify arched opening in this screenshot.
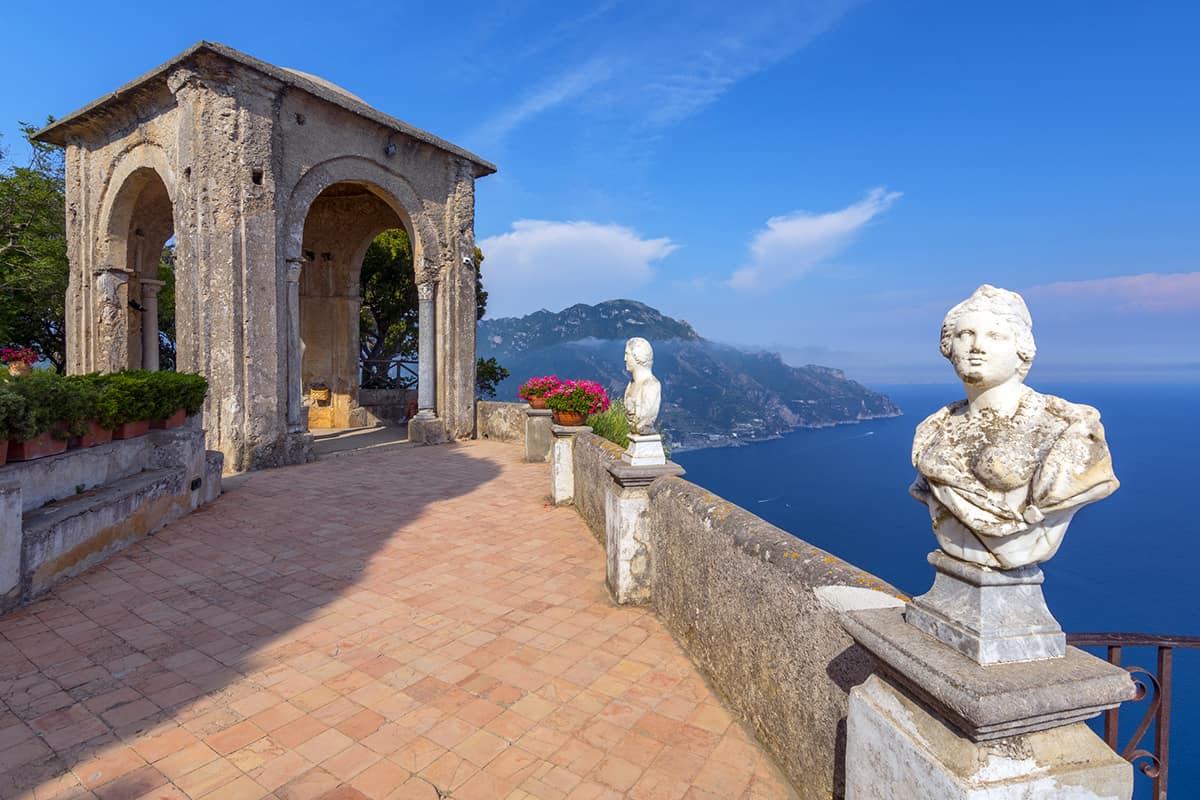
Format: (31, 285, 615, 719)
(105, 166, 174, 371)
(299, 182, 415, 429)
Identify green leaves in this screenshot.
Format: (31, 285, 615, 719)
(0, 120, 68, 372)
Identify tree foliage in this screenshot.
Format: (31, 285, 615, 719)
(0, 121, 68, 372)
(359, 228, 418, 389)
(359, 230, 503, 393)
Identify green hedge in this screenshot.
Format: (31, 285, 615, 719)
(0, 370, 208, 440)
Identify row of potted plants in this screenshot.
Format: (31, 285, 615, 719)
(518, 375, 611, 426)
(0, 370, 209, 465)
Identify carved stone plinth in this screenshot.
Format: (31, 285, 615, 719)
(550, 424, 591, 505)
(842, 607, 1134, 742)
(622, 433, 665, 466)
(604, 460, 684, 604)
(846, 674, 1132, 799)
(907, 550, 1064, 665)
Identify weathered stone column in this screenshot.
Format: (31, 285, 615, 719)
(416, 280, 437, 420)
(524, 409, 553, 462)
(408, 280, 447, 444)
(604, 461, 684, 605)
(139, 279, 165, 371)
(551, 423, 591, 504)
(94, 268, 131, 372)
(285, 258, 305, 432)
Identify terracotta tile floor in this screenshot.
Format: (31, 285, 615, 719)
(0, 440, 795, 799)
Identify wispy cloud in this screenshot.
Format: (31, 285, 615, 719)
(470, 0, 863, 146)
(479, 220, 679, 318)
(728, 187, 901, 290)
(1023, 272, 1200, 313)
(471, 58, 616, 144)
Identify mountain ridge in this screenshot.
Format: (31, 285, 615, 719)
(479, 300, 901, 450)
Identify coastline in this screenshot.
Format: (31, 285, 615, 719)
(668, 409, 905, 454)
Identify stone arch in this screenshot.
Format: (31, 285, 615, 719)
(281, 157, 443, 431)
(281, 156, 439, 283)
(94, 145, 178, 371)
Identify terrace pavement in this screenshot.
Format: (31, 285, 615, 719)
(0, 439, 796, 799)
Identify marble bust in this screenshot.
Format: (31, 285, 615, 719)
(909, 285, 1119, 570)
(623, 337, 662, 435)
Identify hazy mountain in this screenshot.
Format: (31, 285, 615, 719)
(479, 299, 901, 450)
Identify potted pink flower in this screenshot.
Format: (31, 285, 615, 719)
(544, 379, 610, 426)
(1, 346, 38, 377)
(518, 375, 562, 409)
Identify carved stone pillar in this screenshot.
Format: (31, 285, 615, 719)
(94, 268, 130, 372)
(140, 279, 165, 371)
(285, 258, 305, 432)
(416, 280, 437, 420)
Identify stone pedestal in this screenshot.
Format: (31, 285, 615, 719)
(841, 607, 1136, 799)
(524, 409, 553, 463)
(408, 415, 445, 445)
(846, 675, 1132, 799)
(908, 550, 1065, 665)
(604, 460, 684, 604)
(551, 424, 591, 505)
(622, 433, 666, 466)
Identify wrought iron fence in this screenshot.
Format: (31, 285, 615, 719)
(360, 357, 418, 390)
(1066, 632, 1200, 799)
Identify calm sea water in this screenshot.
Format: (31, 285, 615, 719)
(674, 383, 1199, 796)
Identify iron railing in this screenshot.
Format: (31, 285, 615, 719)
(360, 357, 418, 390)
(1067, 632, 1200, 799)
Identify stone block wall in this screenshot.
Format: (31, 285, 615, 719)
(0, 422, 222, 613)
(567, 432, 905, 798)
(647, 477, 904, 798)
(571, 433, 626, 546)
(476, 401, 526, 443)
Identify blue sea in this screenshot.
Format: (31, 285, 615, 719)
(674, 383, 1199, 797)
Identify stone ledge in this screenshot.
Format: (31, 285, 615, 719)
(605, 460, 685, 489)
(842, 607, 1136, 741)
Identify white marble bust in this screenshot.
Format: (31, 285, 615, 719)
(909, 285, 1119, 569)
(623, 337, 662, 435)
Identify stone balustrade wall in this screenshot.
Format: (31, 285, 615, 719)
(569, 431, 904, 798)
(475, 401, 527, 443)
(570, 433, 622, 545)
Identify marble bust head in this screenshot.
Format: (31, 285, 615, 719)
(910, 285, 1118, 569)
(623, 337, 661, 435)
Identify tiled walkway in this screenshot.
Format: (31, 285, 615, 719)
(1, 440, 794, 799)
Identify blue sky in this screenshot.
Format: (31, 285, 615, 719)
(2, 1, 1196, 383)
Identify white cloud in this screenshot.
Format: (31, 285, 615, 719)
(479, 220, 679, 318)
(1023, 272, 1200, 313)
(728, 188, 901, 289)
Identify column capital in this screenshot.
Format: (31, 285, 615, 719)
(417, 281, 436, 301)
(139, 278, 166, 298)
(285, 258, 304, 283)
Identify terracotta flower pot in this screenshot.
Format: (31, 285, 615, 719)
(553, 410, 586, 426)
(0, 439, 8, 466)
(74, 420, 114, 448)
(6, 362, 31, 377)
(151, 408, 187, 429)
(8, 431, 68, 461)
(112, 420, 151, 440)
(528, 396, 548, 409)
